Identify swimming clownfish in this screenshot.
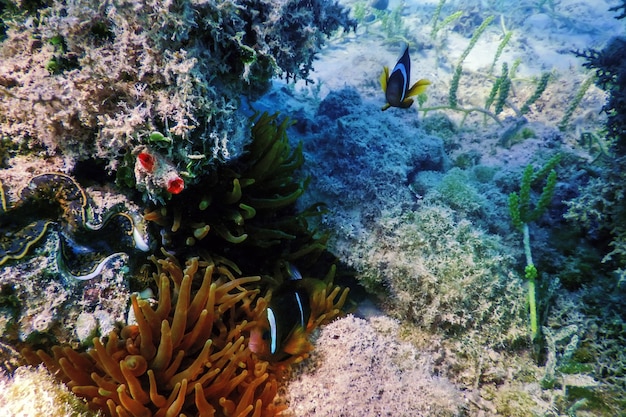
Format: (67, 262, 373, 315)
(380, 46, 430, 111)
(249, 266, 314, 361)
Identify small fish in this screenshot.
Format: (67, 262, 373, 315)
(249, 265, 313, 361)
(380, 46, 430, 111)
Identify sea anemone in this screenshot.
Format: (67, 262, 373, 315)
(22, 250, 349, 416)
(143, 112, 327, 274)
(22, 252, 285, 417)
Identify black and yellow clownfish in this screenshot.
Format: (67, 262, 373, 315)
(249, 266, 317, 361)
(380, 46, 430, 111)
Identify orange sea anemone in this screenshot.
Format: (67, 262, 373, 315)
(21, 247, 350, 417)
(22, 252, 285, 417)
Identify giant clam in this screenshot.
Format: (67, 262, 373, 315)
(0, 172, 150, 280)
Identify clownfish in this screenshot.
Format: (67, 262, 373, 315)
(380, 46, 430, 111)
(249, 265, 314, 361)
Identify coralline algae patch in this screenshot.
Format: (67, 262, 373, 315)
(283, 315, 463, 417)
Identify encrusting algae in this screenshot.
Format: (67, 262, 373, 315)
(22, 250, 348, 417)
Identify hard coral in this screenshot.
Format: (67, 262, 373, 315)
(23, 254, 285, 417)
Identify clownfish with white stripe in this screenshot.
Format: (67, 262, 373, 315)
(248, 265, 315, 361)
(380, 46, 430, 111)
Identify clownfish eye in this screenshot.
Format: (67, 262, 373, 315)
(262, 330, 270, 341)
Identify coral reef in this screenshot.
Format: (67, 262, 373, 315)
(0, 111, 350, 416)
(295, 86, 449, 253)
(0, 75, 347, 416)
(286, 84, 534, 393)
(0, 0, 355, 192)
(4, 0, 626, 414)
(241, 2, 626, 414)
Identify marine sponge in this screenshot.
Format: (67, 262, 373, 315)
(22, 253, 285, 417)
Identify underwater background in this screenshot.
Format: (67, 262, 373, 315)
(0, 0, 625, 416)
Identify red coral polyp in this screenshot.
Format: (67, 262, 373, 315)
(167, 176, 184, 194)
(137, 152, 155, 173)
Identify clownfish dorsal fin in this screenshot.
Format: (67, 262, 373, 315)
(286, 262, 302, 281)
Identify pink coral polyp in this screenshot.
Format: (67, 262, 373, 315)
(167, 176, 184, 194)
